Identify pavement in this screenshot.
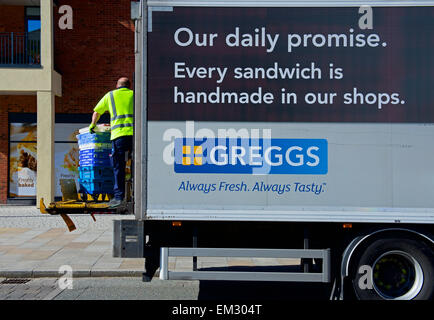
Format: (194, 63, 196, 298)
(0, 277, 68, 300)
(0, 205, 300, 279)
(0, 205, 144, 278)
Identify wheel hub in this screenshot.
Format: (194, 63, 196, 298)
(372, 250, 424, 300)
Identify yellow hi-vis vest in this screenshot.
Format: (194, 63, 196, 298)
(94, 87, 134, 140)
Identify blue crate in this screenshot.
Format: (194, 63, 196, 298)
(79, 154, 108, 161)
(79, 178, 114, 195)
(79, 149, 111, 161)
(79, 142, 112, 150)
(79, 158, 111, 167)
(79, 166, 114, 180)
(80, 148, 111, 156)
(77, 132, 111, 146)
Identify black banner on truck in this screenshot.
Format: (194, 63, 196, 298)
(148, 7, 434, 123)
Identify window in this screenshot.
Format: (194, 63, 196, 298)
(8, 114, 37, 200)
(25, 7, 41, 41)
(8, 113, 104, 202)
(24, 6, 41, 65)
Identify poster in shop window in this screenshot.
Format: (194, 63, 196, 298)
(9, 123, 37, 197)
(53, 124, 86, 197)
(9, 123, 87, 198)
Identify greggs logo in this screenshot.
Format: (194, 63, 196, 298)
(174, 138, 328, 175)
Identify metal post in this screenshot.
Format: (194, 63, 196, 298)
(25, 32, 28, 64)
(18, 33, 21, 64)
(159, 247, 169, 280)
(133, 0, 147, 220)
(133, 1, 142, 218)
(323, 249, 331, 283)
(10, 32, 13, 65)
(303, 228, 311, 273)
(18, 34, 20, 64)
(192, 227, 198, 271)
(141, 0, 148, 221)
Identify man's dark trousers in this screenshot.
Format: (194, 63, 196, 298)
(111, 135, 133, 201)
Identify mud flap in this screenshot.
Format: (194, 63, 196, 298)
(113, 219, 144, 258)
(60, 213, 77, 232)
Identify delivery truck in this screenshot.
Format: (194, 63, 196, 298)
(111, 0, 434, 300)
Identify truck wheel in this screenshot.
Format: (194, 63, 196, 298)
(352, 238, 434, 300)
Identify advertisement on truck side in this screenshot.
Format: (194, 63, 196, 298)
(145, 6, 434, 222)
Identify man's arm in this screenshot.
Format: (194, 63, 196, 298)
(91, 111, 101, 126)
(90, 92, 109, 132)
(89, 111, 101, 132)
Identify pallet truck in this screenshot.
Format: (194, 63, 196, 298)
(39, 152, 133, 232)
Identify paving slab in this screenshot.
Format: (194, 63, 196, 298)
(0, 206, 144, 278)
(0, 205, 300, 280)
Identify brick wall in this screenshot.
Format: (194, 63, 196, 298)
(0, 1, 135, 203)
(0, 6, 25, 33)
(0, 5, 28, 203)
(54, 0, 135, 114)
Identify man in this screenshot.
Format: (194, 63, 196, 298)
(89, 77, 133, 208)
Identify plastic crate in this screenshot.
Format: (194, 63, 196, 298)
(79, 178, 114, 195)
(79, 149, 111, 161)
(79, 158, 111, 167)
(79, 142, 112, 151)
(77, 132, 111, 145)
(79, 124, 111, 134)
(79, 166, 114, 180)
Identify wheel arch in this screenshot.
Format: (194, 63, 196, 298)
(342, 227, 434, 279)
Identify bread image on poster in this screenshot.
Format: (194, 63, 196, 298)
(9, 123, 37, 197)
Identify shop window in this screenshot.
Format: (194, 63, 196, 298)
(9, 122, 37, 198)
(8, 113, 100, 201)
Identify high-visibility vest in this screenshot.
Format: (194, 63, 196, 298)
(108, 88, 134, 140)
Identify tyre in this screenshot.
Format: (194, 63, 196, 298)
(352, 238, 434, 300)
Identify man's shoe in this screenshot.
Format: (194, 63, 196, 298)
(108, 198, 122, 208)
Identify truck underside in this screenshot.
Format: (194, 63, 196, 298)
(114, 218, 434, 300)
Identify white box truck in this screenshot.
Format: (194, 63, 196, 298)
(114, 0, 434, 300)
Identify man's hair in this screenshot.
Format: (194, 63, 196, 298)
(117, 77, 131, 88)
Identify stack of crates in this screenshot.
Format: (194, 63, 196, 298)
(76, 127, 114, 199)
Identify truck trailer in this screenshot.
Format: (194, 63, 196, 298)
(109, 0, 434, 300)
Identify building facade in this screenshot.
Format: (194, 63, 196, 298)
(0, 0, 135, 205)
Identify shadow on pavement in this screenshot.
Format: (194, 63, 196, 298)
(195, 265, 332, 300)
